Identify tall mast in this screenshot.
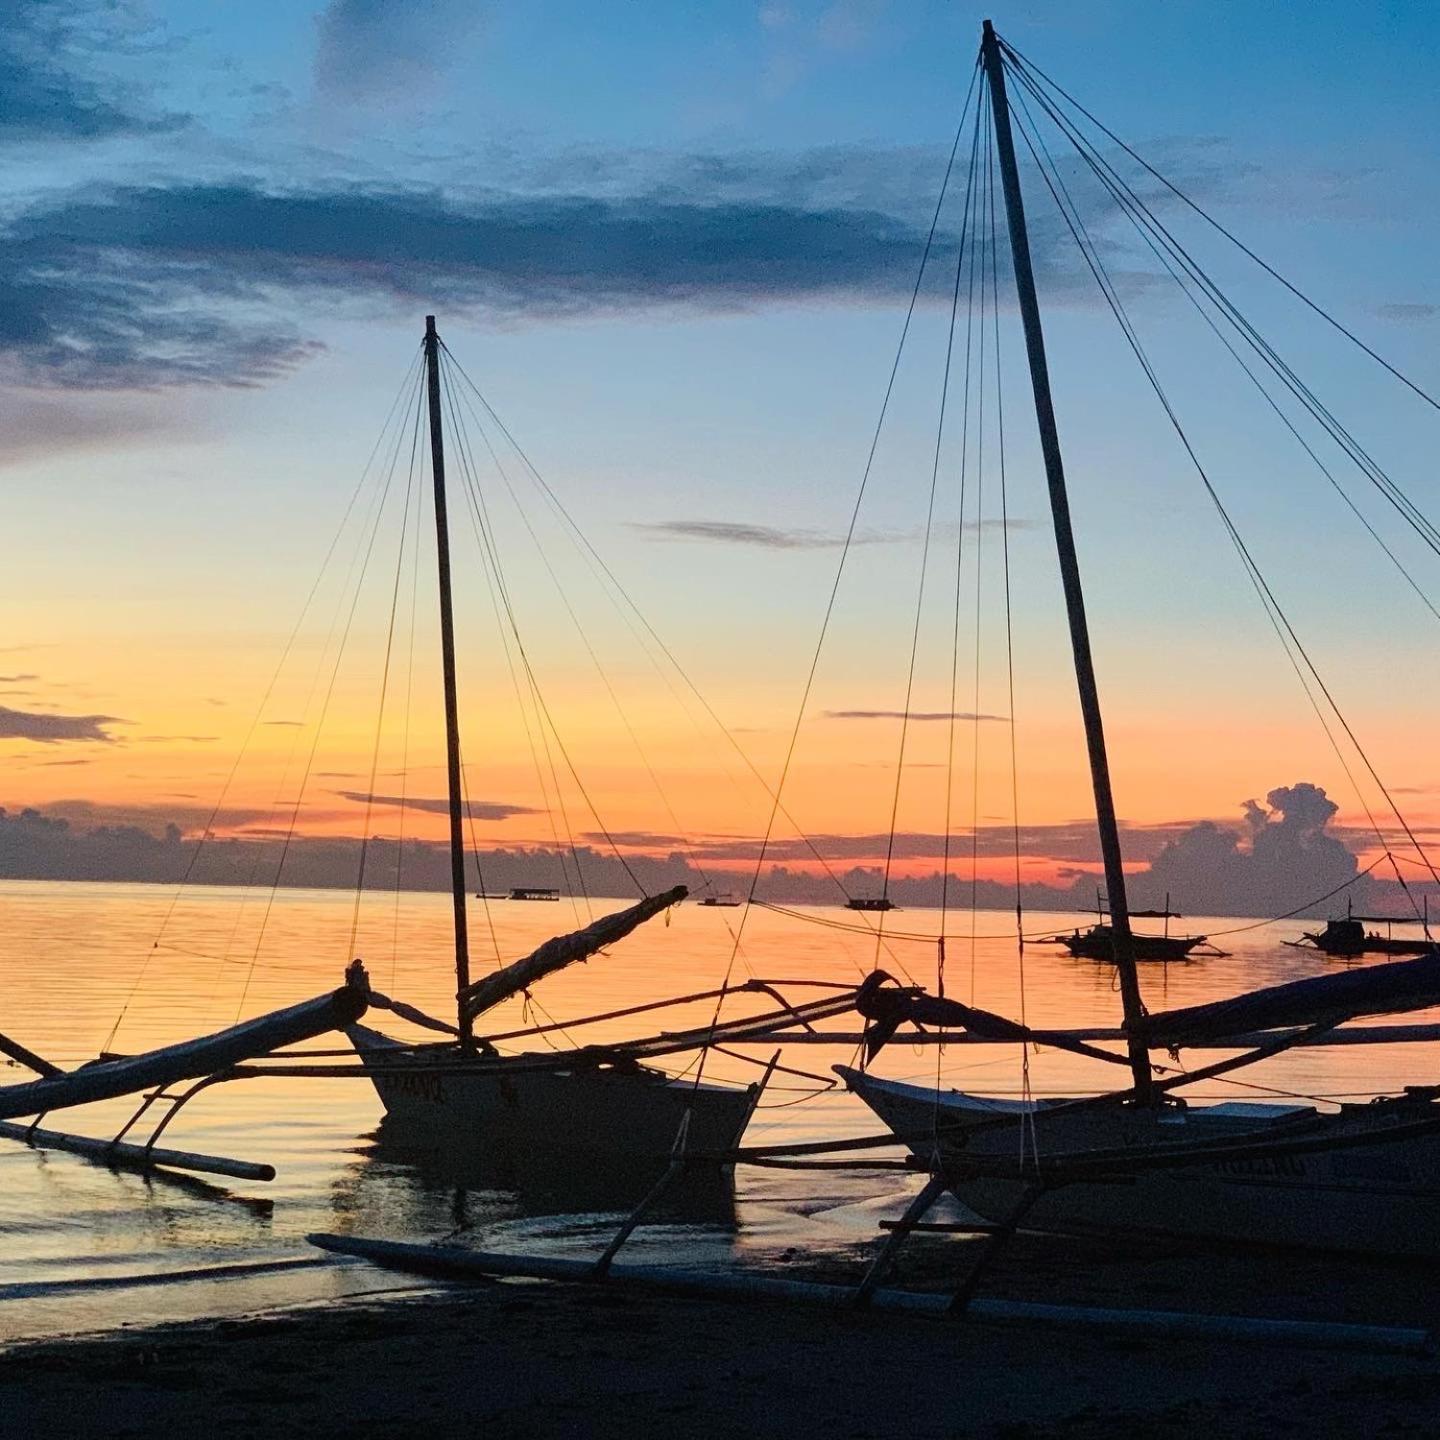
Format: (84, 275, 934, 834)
(423, 315, 473, 1041)
(980, 23, 1152, 1099)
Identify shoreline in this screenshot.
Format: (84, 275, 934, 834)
(5, 1234, 1440, 1437)
(3, 1267, 1438, 1439)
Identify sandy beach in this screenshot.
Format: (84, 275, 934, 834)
(5, 1236, 1439, 1438)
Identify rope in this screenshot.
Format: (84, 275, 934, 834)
(1006, 76, 1440, 924)
(995, 31, 1440, 417)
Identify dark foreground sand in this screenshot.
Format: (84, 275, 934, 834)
(5, 1236, 1440, 1440)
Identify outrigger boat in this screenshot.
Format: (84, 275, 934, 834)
(839, 23, 1440, 1258)
(343, 317, 817, 1172)
(0, 316, 867, 1192)
(1040, 922, 1209, 963)
(1287, 900, 1436, 958)
(1036, 897, 1219, 962)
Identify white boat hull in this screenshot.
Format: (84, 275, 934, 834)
(350, 1025, 756, 1171)
(838, 1068, 1440, 1257)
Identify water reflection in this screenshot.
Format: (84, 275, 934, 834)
(335, 1118, 739, 1235)
(6, 879, 1440, 1339)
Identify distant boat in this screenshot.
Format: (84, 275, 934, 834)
(1041, 922, 1210, 963)
(507, 886, 561, 902)
(698, 894, 742, 908)
(1036, 895, 1213, 963)
(847, 897, 896, 912)
(1287, 901, 1435, 958)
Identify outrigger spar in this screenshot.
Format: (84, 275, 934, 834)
(979, 20, 1151, 1098)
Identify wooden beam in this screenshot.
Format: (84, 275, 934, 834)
(0, 982, 367, 1121)
(0, 1120, 274, 1182)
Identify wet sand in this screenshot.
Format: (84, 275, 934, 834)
(5, 1235, 1439, 1438)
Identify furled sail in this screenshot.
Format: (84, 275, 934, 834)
(458, 886, 688, 1025)
(1138, 948, 1440, 1047)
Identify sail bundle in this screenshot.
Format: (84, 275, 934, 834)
(457, 886, 688, 1025)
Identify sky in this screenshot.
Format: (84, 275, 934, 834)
(4, 0, 1440, 906)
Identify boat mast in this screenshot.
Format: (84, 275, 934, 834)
(423, 315, 473, 1042)
(979, 23, 1152, 1099)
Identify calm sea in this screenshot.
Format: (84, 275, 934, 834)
(1, 878, 1433, 1341)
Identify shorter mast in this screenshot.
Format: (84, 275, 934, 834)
(980, 22, 1152, 1099)
(423, 315, 473, 1042)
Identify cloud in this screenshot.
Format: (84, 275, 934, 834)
(335, 789, 539, 821)
(263, 719, 305, 727)
(0, 180, 936, 389)
(630, 517, 1028, 549)
(634, 520, 852, 550)
(0, 127, 1276, 394)
(1139, 783, 1359, 917)
(0, 0, 187, 142)
(0, 389, 179, 467)
(137, 734, 219, 743)
(824, 709, 1009, 722)
(1376, 303, 1438, 323)
(0, 674, 38, 684)
(0, 704, 124, 743)
(314, 0, 488, 102)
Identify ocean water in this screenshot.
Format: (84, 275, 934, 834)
(1, 878, 1434, 1342)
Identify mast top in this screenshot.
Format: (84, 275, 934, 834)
(425, 314, 438, 337)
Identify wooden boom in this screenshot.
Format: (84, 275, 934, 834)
(458, 886, 687, 1024)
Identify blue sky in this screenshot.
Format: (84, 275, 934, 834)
(4, 0, 1440, 868)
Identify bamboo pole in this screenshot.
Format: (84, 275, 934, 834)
(0, 1120, 274, 1182)
(306, 1234, 1430, 1354)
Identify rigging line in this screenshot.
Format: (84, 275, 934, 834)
(392, 402, 427, 990)
(968, 96, 990, 1008)
(932, 82, 986, 996)
(994, 31, 1440, 416)
(1008, 68, 1440, 607)
(104, 349, 424, 1052)
(447, 376, 616, 921)
(449, 366, 751, 971)
(694, 57, 981, 1038)
(457, 738, 505, 968)
(983, 90, 1036, 1164)
(930, 74, 991, 1131)
(435, 349, 913, 947)
(881, 78, 986, 930)
(1007, 91, 1440, 916)
(438, 356, 640, 902)
(198, 491, 401, 1030)
(434, 368, 519, 956)
(1004, 109, 1415, 921)
(1004, 89, 1403, 904)
(440, 368, 619, 912)
(990, 112, 1026, 956)
(1003, 66, 1440, 565)
(233, 378, 417, 1021)
(348, 375, 425, 966)
(1004, 86, 1440, 912)
(1203, 852, 1387, 935)
(443, 394, 586, 927)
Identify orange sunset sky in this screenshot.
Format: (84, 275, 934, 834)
(4, 2, 1440, 898)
